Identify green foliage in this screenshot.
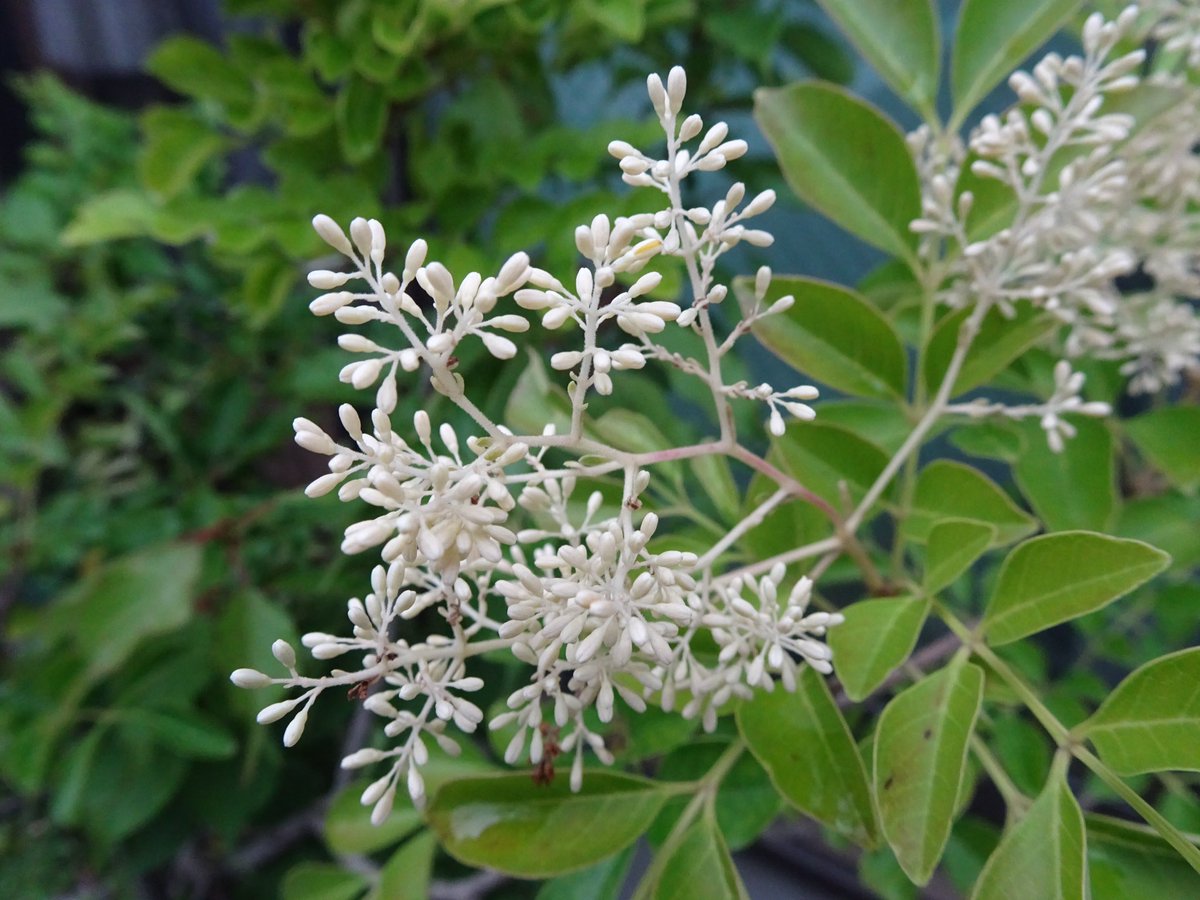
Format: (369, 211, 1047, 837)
(6, 0, 1200, 897)
(755, 81, 922, 263)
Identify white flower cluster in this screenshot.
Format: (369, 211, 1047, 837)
(232, 67, 843, 816)
(912, 5, 1200, 396)
(946, 360, 1112, 453)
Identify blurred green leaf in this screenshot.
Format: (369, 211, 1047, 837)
(1125, 406, 1200, 494)
(336, 77, 388, 164)
(922, 303, 1056, 397)
(646, 812, 748, 899)
(1014, 418, 1117, 532)
(815, 0, 940, 113)
(138, 106, 228, 200)
(281, 862, 367, 900)
(365, 830, 437, 900)
(951, 0, 1083, 124)
(537, 846, 634, 900)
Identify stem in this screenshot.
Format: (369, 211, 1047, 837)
(694, 488, 788, 571)
(632, 739, 745, 900)
(971, 733, 1030, 819)
(1074, 745, 1200, 874)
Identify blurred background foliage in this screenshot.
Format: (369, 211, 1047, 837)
(0, 1, 861, 896)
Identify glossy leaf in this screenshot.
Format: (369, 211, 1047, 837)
(1125, 407, 1200, 493)
(366, 831, 437, 900)
(280, 863, 366, 900)
(951, 0, 1083, 123)
(828, 597, 929, 701)
(538, 847, 635, 900)
(771, 421, 890, 508)
(1088, 813, 1200, 899)
(738, 275, 907, 400)
(755, 81, 922, 262)
(815, 0, 940, 113)
(1078, 648, 1200, 775)
(875, 657, 984, 885)
(970, 770, 1087, 900)
(738, 666, 878, 845)
(925, 519, 997, 594)
(1014, 418, 1117, 532)
(982, 532, 1170, 646)
(427, 772, 667, 877)
(904, 461, 1036, 545)
(923, 303, 1056, 397)
(336, 76, 388, 164)
(649, 814, 748, 899)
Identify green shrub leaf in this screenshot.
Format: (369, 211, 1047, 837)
(982, 532, 1171, 646)
(828, 596, 929, 702)
(772, 421, 890, 509)
(875, 657, 984, 885)
(923, 303, 1057, 397)
(951, 0, 1083, 124)
(737, 666, 878, 846)
(1014, 418, 1117, 532)
(755, 82, 921, 262)
(815, 0, 940, 114)
(426, 772, 667, 877)
(1125, 407, 1200, 494)
(737, 275, 907, 400)
(903, 460, 1036, 545)
(1078, 648, 1200, 775)
(925, 519, 997, 594)
(970, 770, 1087, 900)
(336, 76, 388, 164)
(648, 813, 748, 899)
(365, 831, 437, 900)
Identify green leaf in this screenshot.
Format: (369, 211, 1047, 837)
(61, 189, 157, 245)
(771, 421, 890, 509)
(336, 76, 388, 164)
(922, 302, 1057, 397)
(138, 106, 227, 200)
(1014, 418, 1117, 532)
(903, 461, 1036, 546)
(214, 590, 296, 720)
(737, 275, 907, 400)
(324, 779, 423, 855)
(737, 666, 878, 846)
(1125, 407, 1200, 494)
(1087, 813, 1200, 899)
(366, 831, 437, 900)
(649, 813, 748, 899)
(970, 769, 1087, 900)
(924, 519, 997, 594)
(117, 709, 236, 760)
(814, 0, 940, 114)
(875, 657, 984, 885)
(828, 597, 929, 702)
(1117, 493, 1200, 574)
(280, 863, 367, 900)
(689, 454, 740, 523)
(1077, 648, 1200, 775)
(147, 36, 255, 108)
(951, 0, 1084, 124)
(648, 740, 782, 851)
(755, 81, 922, 262)
(49, 543, 202, 681)
(326, 747, 492, 855)
(982, 532, 1170, 646)
(537, 847, 634, 900)
(427, 772, 668, 877)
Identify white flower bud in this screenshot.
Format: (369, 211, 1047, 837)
(312, 214, 353, 255)
(272, 639, 296, 668)
(230, 668, 273, 689)
(308, 270, 352, 290)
